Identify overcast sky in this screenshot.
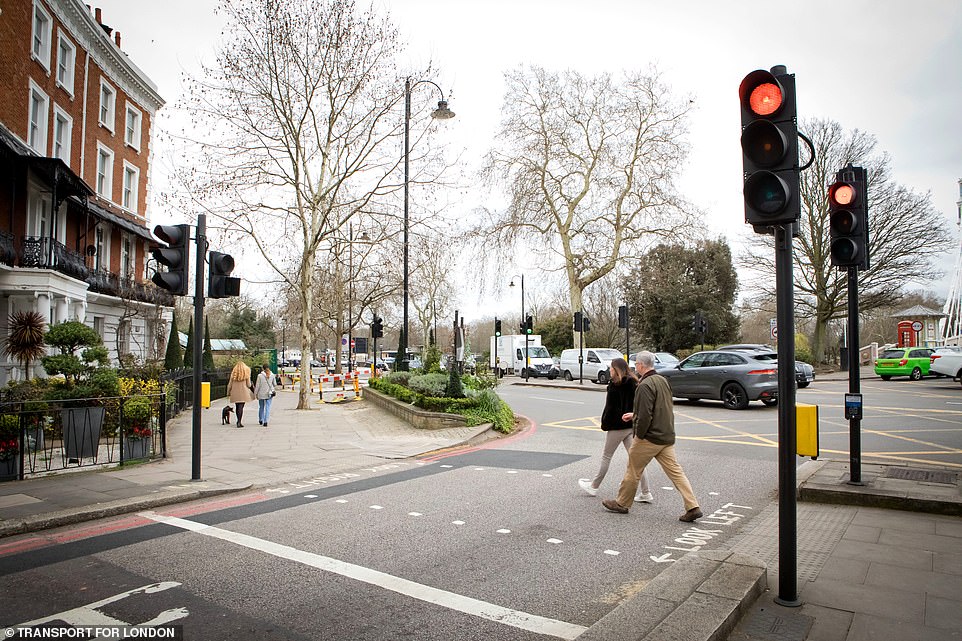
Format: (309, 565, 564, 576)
(95, 0, 962, 317)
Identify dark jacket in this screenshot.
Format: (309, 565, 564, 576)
(632, 370, 675, 445)
(600, 376, 637, 431)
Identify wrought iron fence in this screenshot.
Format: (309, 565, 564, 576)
(0, 394, 167, 481)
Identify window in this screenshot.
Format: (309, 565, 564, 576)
(118, 320, 131, 355)
(52, 105, 72, 162)
(96, 144, 113, 198)
(122, 163, 139, 211)
(94, 226, 107, 270)
(32, 1, 52, 71)
(28, 83, 49, 154)
(124, 104, 142, 150)
(93, 316, 105, 339)
(56, 33, 76, 95)
(99, 80, 116, 131)
(120, 234, 132, 277)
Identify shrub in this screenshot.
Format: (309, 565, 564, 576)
(795, 347, 814, 365)
(462, 370, 498, 391)
(383, 371, 411, 387)
(408, 373, 449, 397)
(462, 389, 514, 433)
(446, 367, 465, 398)
(422, 344, 442, 373)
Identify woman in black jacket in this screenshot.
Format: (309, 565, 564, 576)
(578, 358, 653, 502)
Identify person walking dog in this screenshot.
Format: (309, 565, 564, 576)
(226, 361, 255, 428)
(578, 357, 653, 503)
(602, 351, 702, 522)
(254, 363, 276, 427)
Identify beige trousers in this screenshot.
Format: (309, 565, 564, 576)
(616, 438, 699, 511)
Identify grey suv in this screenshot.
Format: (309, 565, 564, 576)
(659, 349, 779, 410)
(716, 344, 815, 388)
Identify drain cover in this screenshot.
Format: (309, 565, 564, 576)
(884, 467, 958, 485)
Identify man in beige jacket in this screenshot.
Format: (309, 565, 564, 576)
(602, 351, 702, 522)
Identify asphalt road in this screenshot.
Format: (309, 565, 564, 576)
(0, 374, 958, 640)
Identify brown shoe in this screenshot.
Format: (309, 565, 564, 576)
(602, 499, 629, 514)
(679, 507, 703, 522)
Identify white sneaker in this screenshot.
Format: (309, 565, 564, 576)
(634, 492, 654, 503)
(578, 478, 598, 497)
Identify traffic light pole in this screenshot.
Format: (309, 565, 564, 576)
(847, 267, 862, 484)
(191, 214, 206, 482)
(774, 223, 799, 606)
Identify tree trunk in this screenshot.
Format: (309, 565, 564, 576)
(297, 260, 315, 410)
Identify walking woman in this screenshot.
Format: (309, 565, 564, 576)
(226, 361, 255, 428)
(579, 357, 653, 502)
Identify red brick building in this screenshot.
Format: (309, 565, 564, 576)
(0, 0, 170, 382)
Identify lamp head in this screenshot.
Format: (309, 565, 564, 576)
(431, 100, 455, 120)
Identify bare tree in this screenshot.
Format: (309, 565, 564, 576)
(171, 0, 446, 408)
(475, 66, 697, 344)
(741, 119, 954, 363)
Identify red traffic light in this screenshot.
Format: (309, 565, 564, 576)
(828, 182, 857, 207)
(739, 70, 787, 118)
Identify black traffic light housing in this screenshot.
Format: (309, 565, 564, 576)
(151, 224, 190, 295)
(494, 319, 502, 337)
(739, 66, 800, 230)
(582, 315, 590, 333)
(208, 251, 241, 299)
(525, 315, 533, 335)
(828, 165, 869, 270)
(371, 316, 384, 339)
(618, 305, 628, 329)
(573, 311, 583, 332)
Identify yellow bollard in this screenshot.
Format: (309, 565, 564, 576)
(796, 403, 819, 459)
(201, 381, 211, 408)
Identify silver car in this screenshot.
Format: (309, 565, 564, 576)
(659, 349, 779, 410)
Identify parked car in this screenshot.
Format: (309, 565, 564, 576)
(874, 347, 936, 380)
(716, 344, 814, 388)
(558, 348, 624, 383)
(930, 349, 962, 386)
(628, 352, 680, 371)
(659, 349, 779, 410)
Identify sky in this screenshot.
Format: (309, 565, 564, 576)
(94, 0, 962, 320)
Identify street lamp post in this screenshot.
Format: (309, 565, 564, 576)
(510, 274, 528, 381)
(398, 77, 455, 371)
(346, 223, 370, 375)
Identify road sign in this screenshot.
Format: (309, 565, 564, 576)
(911, 320, 923, 332)
(770, 319, 778, 339)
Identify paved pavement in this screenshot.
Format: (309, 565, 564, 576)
(1, 365, 960, 641)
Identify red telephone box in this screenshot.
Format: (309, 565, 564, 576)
(897, 320, 917, 347)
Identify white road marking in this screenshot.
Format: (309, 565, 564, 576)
(473, 467, 485, 471)
(496, 529, 511, 534)
(408, 512, 423, 517)
(335, 499, 348, 504)
(661, 486, 675, 491)
(507, 470, 518, 474)
(546, 538, 563, 544)
(603, 550, 620, 556)
(440, 464, 453, 468)
(530, 396, 584, 405)
(709, 492, 719, 496)
(140, 513, 586, 640)
(16, 581, 187, 628)
(542, 474, 553, 477)
(452, 520, 466, 525)
(370, 505, 384, 510)
(304, 495, 318, 499)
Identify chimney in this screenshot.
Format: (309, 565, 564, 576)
(114, 31, 121, 48)
(95, 7, 101, 22)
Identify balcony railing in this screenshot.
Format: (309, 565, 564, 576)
(19, 236, 88, 281)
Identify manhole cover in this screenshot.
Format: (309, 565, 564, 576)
(884, 467, 958, 485)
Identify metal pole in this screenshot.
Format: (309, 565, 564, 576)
(522, 275, 528, 381)
(579, 320, 584, 385)
(774, 222, 799, 606)
(848, 267, 862, 483)
(625, 305, 630, 358)
(191, 214, 206, 481)
(399, 78, 411, 372)
(348, 223, 353, 375)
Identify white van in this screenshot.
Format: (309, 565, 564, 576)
(558, 348, 624, 383)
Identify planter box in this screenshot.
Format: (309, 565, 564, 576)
(364, 388, 469, 430)
(0, 456, 19, 482)
(62, 406, 105, 460)
(123, 438, 150, 460)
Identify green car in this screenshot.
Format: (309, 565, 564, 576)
(874, 347, 935, 381)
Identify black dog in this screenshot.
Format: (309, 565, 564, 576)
(222, 406, 234, 425)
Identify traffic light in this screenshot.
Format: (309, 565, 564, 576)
(692, 311, 702, 332)
(151, 224, 190, 295)
(573, 311, 583, 332)
(525, 315, 533, 334)
(371, 316, 384, 339)
(618, 305, 628, 329)
(582, 316, 590, 333)
(208, 251, 241, 299)
(739, 66, 799, 229)
(828, 165, 869, 270)
(494, 319, 502, 337)
(699, 317, 708, 334)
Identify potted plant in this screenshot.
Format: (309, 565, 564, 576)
(0, 415, 20, 481)
(122, 395, 153, 460)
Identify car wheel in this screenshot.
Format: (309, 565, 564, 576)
(880, 375, 892, 381)
(597, 370, 610, 384)
(548, 372, 558, 380)
(798, 382, 810, 389)
(957, 370, 962, 389)
(910, 367, 923, 381)
(762, 397, 778, 407)
(721, 383, 749, 410)
(564, 370, 573, 381)
(520, 368, 528, 379)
